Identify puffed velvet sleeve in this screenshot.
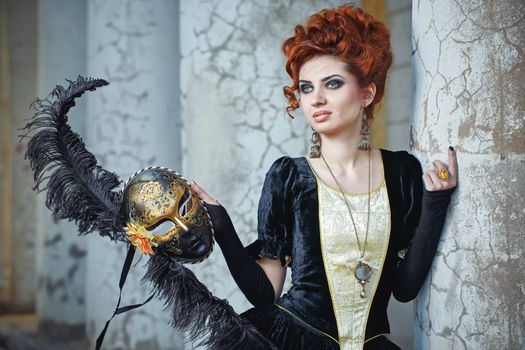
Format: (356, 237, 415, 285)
(245, 156, 297, 268)
(393, 152, 456, 302)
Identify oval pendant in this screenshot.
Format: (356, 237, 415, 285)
(354, 261, 372, 282)
(355, 261, 372, 299)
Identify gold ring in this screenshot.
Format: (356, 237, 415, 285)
(438, 168, 449, 181)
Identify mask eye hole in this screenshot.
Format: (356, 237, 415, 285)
(179, 189, 192, 217)
(146, 218, 176, 236)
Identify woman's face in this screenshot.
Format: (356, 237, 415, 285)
(298, 55, 365, 135)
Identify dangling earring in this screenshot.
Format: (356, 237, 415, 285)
(358, 108, 371, 151)
(309, 127, 321, 158)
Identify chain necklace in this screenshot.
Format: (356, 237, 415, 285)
(320, 148, 372, 298)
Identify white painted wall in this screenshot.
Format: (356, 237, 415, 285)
(412, 1, 524, 349)
(85, 1, 184, 348)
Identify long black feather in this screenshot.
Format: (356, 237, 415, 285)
(20, 76, 126, 241)
(145, 251, 277, 350)
(21, 76, 276, 348)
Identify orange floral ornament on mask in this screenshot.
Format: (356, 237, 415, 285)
(125, 221, 159, 255)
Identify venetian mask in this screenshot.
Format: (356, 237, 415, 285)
(121, 167, 214, 263)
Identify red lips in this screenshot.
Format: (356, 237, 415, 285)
(313, 110, 331, 121)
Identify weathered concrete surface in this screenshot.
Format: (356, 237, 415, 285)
(411, 1, 524, 349)
(35, 0, 88, 339)
(86, 0, 183, 349)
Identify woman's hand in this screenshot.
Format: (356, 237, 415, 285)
(422, 146, 458, 191)
(190, 180, 221, 206)
(189, 180, 228, 238)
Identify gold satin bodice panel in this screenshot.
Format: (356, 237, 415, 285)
(307, 159, 391, 349)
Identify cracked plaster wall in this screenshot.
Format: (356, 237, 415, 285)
(411, 1, 524, 349)
(34, 0, 88, 337)
(85, 0, 183, 349)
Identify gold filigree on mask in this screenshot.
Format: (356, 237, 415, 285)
(162, 226, 183, 255)
(125, 175, 210, 256)
(139, 181, 163, 201)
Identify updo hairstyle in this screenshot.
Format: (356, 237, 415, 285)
(282, 3, 393, 119)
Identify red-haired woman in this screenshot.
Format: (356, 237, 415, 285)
(192, 3, 458, 349)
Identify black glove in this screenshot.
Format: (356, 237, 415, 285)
(393, 186, 456, 302)
(204, 203, 275, 306)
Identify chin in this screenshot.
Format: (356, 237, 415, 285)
(314, 125, 341, 135)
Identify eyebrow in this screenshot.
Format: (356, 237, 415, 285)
(299, 74, 345, 84)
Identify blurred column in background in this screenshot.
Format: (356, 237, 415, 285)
(0, 0, 37, 314)
(412, 1, 524, 349)
(379, 2, 415, 349)
(0, 0, 14, 314)
(35, 0, 88, 339)
(85, 0, 183, 349)
(384, 0, 412, 151)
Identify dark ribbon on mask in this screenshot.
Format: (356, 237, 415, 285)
(95, 245, 155, 350)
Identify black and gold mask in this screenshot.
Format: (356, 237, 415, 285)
(121, 167, 214, 263)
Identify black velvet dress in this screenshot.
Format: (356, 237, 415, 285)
(240, 148, 456, 350)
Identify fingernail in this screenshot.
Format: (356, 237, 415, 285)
(449, 146, 454, 151)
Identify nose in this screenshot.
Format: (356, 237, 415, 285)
(310, 91, 326, 107)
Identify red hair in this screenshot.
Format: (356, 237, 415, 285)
(282, 3, 393, 119)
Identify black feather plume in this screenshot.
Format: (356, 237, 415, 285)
(20, 76, 126, 241)
(145, 251, 277, 350)
(21, 76, 275, 348)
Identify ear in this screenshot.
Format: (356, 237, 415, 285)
(362, 82, 376, 107)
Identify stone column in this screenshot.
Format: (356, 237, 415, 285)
(0, 0, 14, 310)
(383, 2, 416, 349)
(384, 0, 412, 151)
(85, 1, 183, 349)
(411, 1, 524, 349)
(34, 0, 88, 338)
(0, 0, 37, 313)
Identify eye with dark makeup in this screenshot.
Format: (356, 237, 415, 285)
(325, 78, 344, 89)
(299, 77, 344, 94)
(299, 83, 313, 94)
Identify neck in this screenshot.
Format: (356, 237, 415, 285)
(317, 125, 368, 169)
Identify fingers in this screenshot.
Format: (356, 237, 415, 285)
(422, 173, 434, 191)
(190, 181, 221, 206)
(423, 146, 458, 191)
(448, 146, 458, 177)
(432, 159, 447, 179)
(432, 159, 447, 172)
(427, 169, 445, 190)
